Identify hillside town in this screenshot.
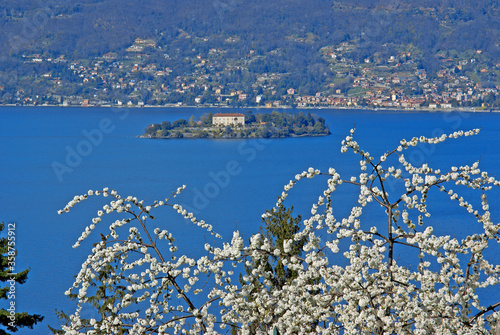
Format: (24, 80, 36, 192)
(2, 38, 499, 110)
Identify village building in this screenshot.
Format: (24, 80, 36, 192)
(212, 113, 245, 127)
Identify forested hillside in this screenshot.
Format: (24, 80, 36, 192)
(1, 0, 497, 59)
(0, 0, 498, 107)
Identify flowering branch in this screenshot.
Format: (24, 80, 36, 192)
(55, 128, 500, 334)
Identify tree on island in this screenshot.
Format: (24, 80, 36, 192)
(188, 115, 196, 127)
(55, 128, 500, 334)
(244, 110, 256, 124)
(0, 223, 43, 334)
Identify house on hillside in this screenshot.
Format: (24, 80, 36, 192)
(212, 113, 245, 127)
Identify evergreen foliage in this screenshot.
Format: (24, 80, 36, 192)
(258, 204, 305, 290)
(0, 223, 43, 334)
(236, 204, 306, 334)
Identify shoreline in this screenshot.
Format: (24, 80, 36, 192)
(0, 103, 498, 113)
(138, 134, 331, 140)
(138, 132, 331, 140)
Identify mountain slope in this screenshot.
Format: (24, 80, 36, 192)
(0, 0, 498, 59)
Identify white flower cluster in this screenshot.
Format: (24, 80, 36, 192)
(58, 129, 500, 334)
(172, 204, 221, 238)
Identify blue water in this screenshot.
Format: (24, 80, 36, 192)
(1, 107, 500, 333)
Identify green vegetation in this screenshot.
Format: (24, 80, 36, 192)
(237, 203, 306, 334)
(347, 87, 369, 97)
(142, 111, 331, 139)
(0, 223, 43, 334)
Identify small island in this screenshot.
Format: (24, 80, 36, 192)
(141, 111, 331, 139)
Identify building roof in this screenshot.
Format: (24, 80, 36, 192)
(213, 113, 245, 117)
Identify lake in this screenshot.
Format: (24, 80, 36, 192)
(1, 106, 499, 334)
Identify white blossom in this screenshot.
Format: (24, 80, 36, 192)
(57, 128, 499, 335)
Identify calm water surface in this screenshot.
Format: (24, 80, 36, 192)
(1, 107, 499, 333)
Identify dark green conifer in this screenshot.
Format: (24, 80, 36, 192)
(0, 223, 43, 334)
(236, 203, 305, 334)
(258, 203, 305, 290)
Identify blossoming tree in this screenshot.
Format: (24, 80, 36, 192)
(55, 128, 500, 334)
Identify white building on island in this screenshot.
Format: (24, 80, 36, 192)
(212, 113, 245, 127)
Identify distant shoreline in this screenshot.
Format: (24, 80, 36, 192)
(0, 103, 498, 113)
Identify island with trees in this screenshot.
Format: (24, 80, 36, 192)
(141, 111, 331, 139)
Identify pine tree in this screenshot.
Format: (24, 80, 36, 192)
(0, 223, 43, 334)
(206, 111, 213, 125)
(236, 203, 306, 334)
(258, 203, 305, 290)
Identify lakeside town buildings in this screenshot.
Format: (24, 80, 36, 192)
(3, 40, 499, 110)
